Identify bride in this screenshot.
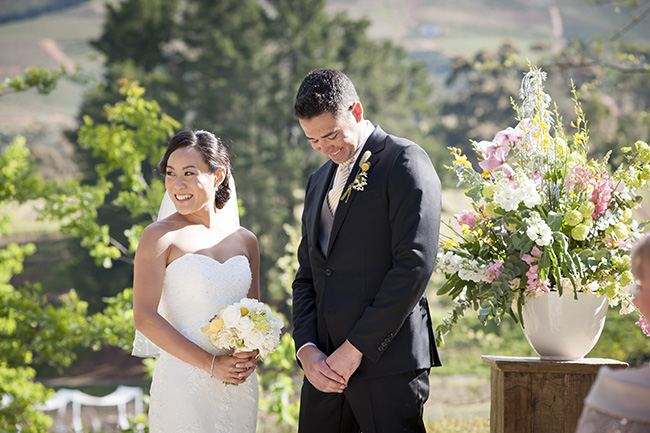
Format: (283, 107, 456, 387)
(132, 130, 259, 432)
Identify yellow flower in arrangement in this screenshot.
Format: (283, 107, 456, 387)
(435, 62, 650, 341)
(443, 239, 458, 248)
(450, 147, 472, 168)
(202, 298, 284, 359)
(208, 316, 224, 334)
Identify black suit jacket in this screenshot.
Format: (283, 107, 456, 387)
(292, 125, 442, 378)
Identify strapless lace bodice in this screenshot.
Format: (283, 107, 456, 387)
(160, 254, 251, 351)
(148, 253, 258, 433)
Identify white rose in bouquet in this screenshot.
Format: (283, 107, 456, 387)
(202, 298, 285, 359)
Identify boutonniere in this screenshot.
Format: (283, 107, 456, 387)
(341, 150, 372, 203)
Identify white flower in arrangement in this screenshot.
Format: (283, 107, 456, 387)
(216, 329, 240, 350)
(593, 209, 621, 232)
(436, 62, 650, 340)
(509, 278, 521, 290)
(524, 212, 553, 247)
(269, 316, 284, 332)
(202, 298, 284, 359)
(436, 251, 463, 275)
(492, 169, 542, 212)
(244, 329, 266, 349)
(493, 182, 521, 211)
(457, 259, 487, 283)
(559, 277, 598, 294)
(221, 305, 241, 327)
(235, 315, 255, 334)
(519, 177, 542, 208)
(238, 297, 257, 311)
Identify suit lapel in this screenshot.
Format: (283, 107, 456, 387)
(309, 161, 336, 259)
(326, 125, 388, 255)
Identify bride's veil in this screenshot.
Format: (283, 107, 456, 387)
(131, 174, 240, 357)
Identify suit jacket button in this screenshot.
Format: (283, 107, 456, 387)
(378, 346, 384, 352)
(325, 269, 332, 276)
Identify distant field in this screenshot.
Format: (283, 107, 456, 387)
(1, 0, 648, 131)
(328, 0, 650, 71)
(0, 0, 104, 131)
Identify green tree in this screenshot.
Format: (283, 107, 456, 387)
(2, 71, 304, 429)
(540, 0, 650, 162)
(436, 43, 526, 175)
(0, 137, 95, 433)
(83, 0, 445, 307)
(0, 73, 178, 430)
(92, 0, 179, 73)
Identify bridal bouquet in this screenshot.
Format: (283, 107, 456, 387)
(202, 298, 284, 358)
(435, 62, 650, 341)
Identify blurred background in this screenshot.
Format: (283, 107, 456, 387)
(1, 0, 649, 431)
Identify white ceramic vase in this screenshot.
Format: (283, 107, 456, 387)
(520, 290, 608, 361)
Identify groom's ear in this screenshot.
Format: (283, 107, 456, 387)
(350, 101, 364, 123)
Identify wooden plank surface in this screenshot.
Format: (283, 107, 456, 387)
(483, 356, 628, 433)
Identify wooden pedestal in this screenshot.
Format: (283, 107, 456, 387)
(482, 355, 628, 433)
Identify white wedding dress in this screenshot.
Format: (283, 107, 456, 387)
(148, 253, 259, 433)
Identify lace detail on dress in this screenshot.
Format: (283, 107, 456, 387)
(147, 254, 258, 433)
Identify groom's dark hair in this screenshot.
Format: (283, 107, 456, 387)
(294, 69, 359, 120)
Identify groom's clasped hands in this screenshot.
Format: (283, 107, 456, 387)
(300, 341, 363, 393)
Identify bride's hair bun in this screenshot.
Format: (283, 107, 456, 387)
(159, 130, 232, 209)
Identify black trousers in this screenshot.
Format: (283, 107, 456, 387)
(298, 369, 430, 433)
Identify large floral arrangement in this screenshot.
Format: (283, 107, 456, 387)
(202, 297, 284, 358)
(436, 63, 650, 342)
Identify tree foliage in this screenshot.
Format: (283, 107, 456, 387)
(0, 137, 95, 433)
(3, 72, 305, 429)
(2, 0, 649, 429)
(83, 0, 444, 304)
(0, 77, 179, 431)
(40, 79, 180, 269)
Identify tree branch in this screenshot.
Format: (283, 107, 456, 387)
(609, 0, 650, 41)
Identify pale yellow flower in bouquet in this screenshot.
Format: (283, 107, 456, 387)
(202, 297, 284, 359)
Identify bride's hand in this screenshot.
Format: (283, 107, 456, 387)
(210, 351, 258, 384)
(232, 350, 259, 382)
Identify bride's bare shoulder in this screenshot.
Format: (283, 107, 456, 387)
(139, 215, 188, 250)
(231, 226, 259, 256)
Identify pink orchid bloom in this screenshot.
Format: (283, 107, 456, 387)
(494, 125, 524, 148)
(636, 316, 650, 337)
(485, 260, 504, 283)
(502, 163, 515, 180)
(522, 253, 535, 265)
(476, 138, 511, 172)
(538, 279, 551, 293)
(531, 246, 543, 258)
(458, 210, 479, 229)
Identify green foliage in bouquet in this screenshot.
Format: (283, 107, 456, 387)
(435, 62, 649, 344)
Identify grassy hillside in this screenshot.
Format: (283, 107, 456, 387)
(0, 0, 104, 131)
(328, 0, 650, 73)
(2, 0, 648, 131)
(0, 0, 87, 23)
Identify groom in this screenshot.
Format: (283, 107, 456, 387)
(291, 68, 442, 433)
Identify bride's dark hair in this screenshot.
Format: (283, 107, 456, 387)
(159, 130, 231, 209)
